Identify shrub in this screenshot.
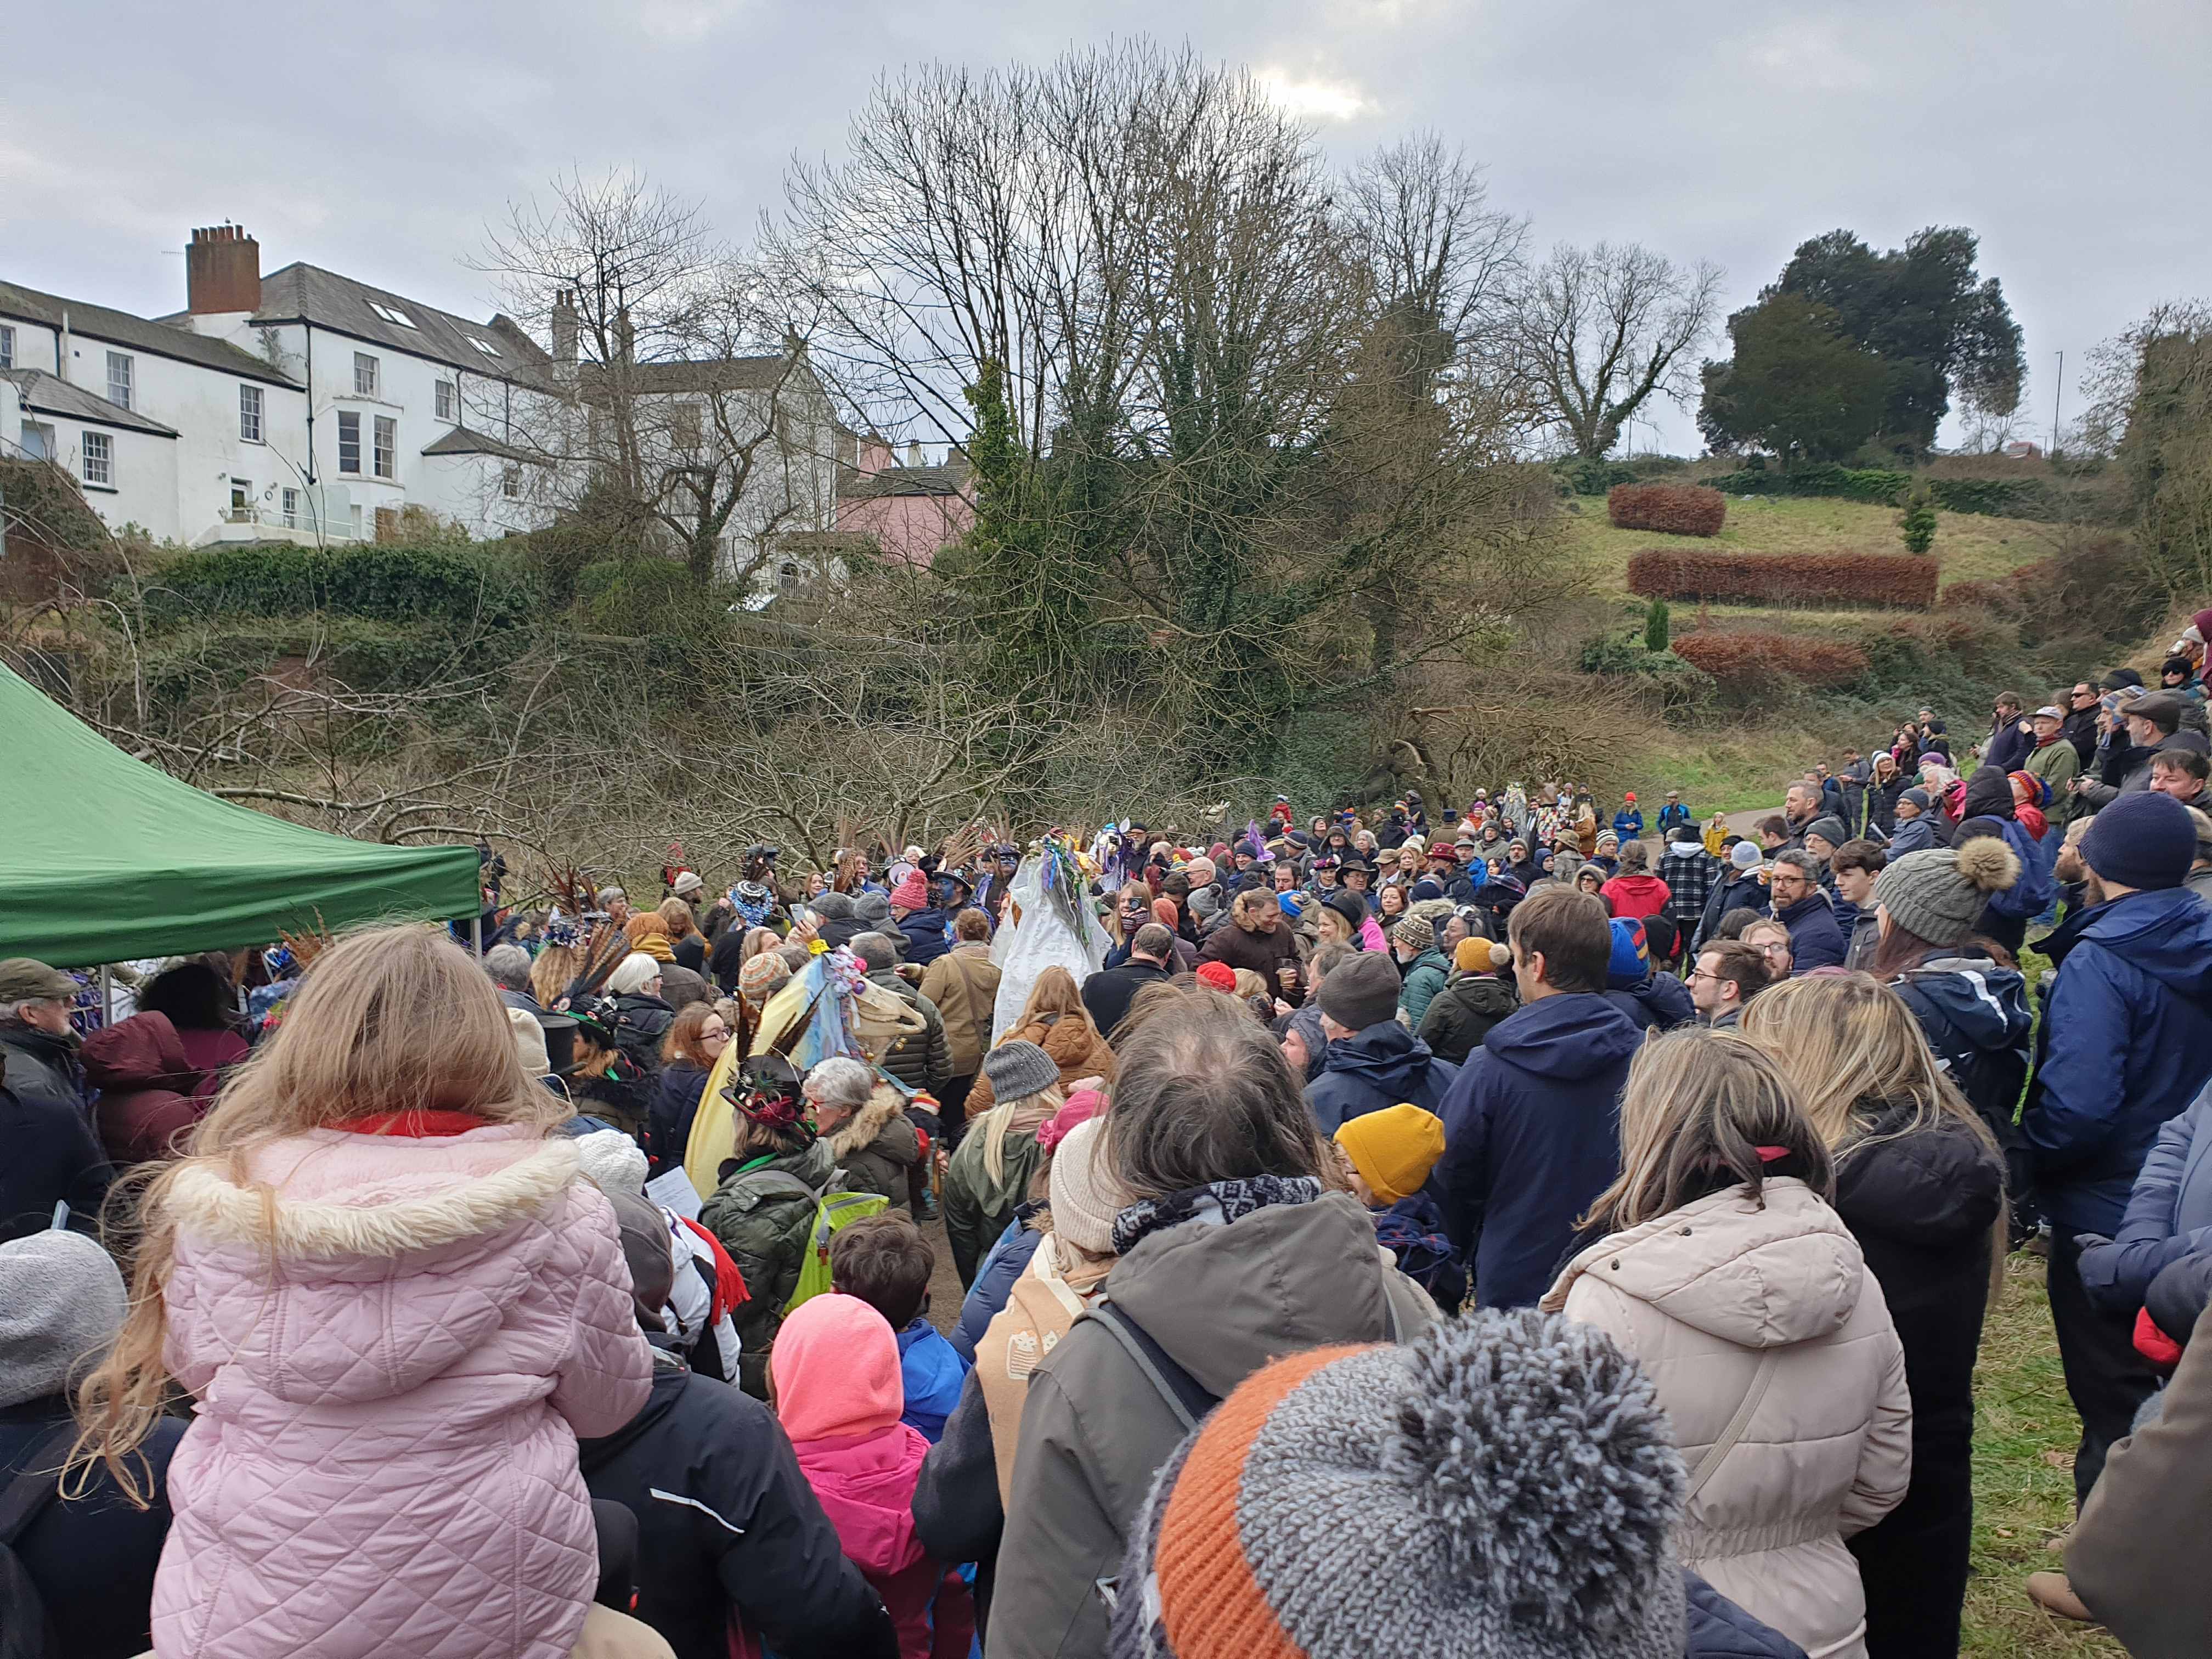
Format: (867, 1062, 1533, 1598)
(1644, 597, 1671, 653)
(1900, 481, 1937, 554)
(1609, 482, 1727, 536)
(143, 543, 535, 634)
(1673, 631, 1870, 691)
(573, 558, 698, 634)
(1555, 457, 1638, 496)
(1626, 547, 1938, 609)
(1699, 461, 2100, 522)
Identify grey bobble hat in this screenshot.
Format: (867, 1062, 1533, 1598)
(1316, 949, 1402, 1031)
(981, 1039, 1060, 1104)
(1729, 839, 1764, 871)
(1110, 1307, 1688, 1659)
(1804, 815, 1849, 847)
(1872, 839, 2019, 949)
(0, 1230, 128, 1408)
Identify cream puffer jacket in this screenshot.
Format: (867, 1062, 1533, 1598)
(1544, 1177, 1912, 1659)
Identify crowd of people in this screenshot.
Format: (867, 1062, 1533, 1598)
(5, 646, 2212, 1658)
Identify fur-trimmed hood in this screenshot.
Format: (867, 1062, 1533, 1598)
(166, 1124, 582, 1261)
(829, 1083, 911, 1161)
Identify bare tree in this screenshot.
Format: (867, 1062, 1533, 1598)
(1501, 241, 1724, 459)
(478, 171, 841, 588)
(1341, 134, 1527, 403)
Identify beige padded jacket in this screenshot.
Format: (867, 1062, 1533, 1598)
(1545, 1178, 1912, 1659)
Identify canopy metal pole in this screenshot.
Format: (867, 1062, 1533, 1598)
(471, 915, 483, 956)
(99, 963, 112, 1026)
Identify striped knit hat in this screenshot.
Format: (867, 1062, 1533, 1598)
(1112, 1309, 1688, 1659)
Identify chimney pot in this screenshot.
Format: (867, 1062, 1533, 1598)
(187, 223, 261, 315)
(906, 439, 925, 468)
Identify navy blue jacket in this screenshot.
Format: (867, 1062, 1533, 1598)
(1774, 891, 1847, 971)
(2078, 1082, 2212, 1316)
(0, 1398, 184, 1659)
(1893, 960, 2032, 1131)
(1686, 1571, 1811, 1658)
(1305, 1023, 1459, 1135)
(646, 1061, 710, 1179)
(898, 907, 952, 968)
(1693, 871, 1765, 951)
(1886, 814, 1944, 856)
(948, 1209, 1043, 1364)
(2024, 888, 2212, 1235)
(1984, 717, 2034, 775)
(1602, 971, 1697, 1031)
(1434, 992, 1643, 1308)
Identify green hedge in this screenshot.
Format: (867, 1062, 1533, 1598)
(1700, 462, 2079, 521)
(1554, 458, 1639, 496)
(142, 544, 537, 633)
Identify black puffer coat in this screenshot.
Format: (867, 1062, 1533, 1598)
(578, 1346, 896, 1659)
(1830, 1108, 2005, 1659)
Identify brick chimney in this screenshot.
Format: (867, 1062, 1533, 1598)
(551, 290, 578, 368)
(187, 224, 261, 315)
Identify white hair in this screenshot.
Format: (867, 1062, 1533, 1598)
(804, 1056, 876, 1109)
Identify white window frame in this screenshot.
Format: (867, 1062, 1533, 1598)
(435, 379, 456, 422)
(501, 464, 522, 499)
(239, 383, 264, 443)
(0, 324, 13, 370)
(82, 430, 114, 486)
(373, 415, 397, 480)
(337, 410, 362, 474)
(106, 351, 133, 410)
(353, 352, 379, 398)
(229, 477, 253, 517)
(369, 301, 416, 328)
(466, 335, 500, 359)
(281, 487, 300, 529)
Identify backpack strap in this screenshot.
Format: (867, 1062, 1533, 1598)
(1082, 1301, 1218, 1432)
(1685, 1349, 1780, 1501)
(0, 1423, 83, 1547)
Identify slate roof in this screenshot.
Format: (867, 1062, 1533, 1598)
(0, 281, 301, 388)
(839, 463, 969, 500)
(420, 426, 536, 462)
(1, 368, 178, 437)
(576, 355, 800, 397)
(238, 264, 555, 382)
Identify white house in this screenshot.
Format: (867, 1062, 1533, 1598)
(3, 225, 845, 590)
(0, 267, 306, 543)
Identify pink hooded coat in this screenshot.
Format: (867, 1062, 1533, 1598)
(772, 1295, 973, 1659)
(153, 1123, 654, 1659)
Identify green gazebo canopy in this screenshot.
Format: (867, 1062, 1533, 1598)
(1, 662, 481, 968)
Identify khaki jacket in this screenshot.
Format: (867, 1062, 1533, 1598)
(920, 945, 1002, 1078)
(989, 1192, 1435, 1659)
(1545, 1179, 1912, 1659)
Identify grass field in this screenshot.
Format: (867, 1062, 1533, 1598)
(1966, 1256, 2126, 1656)
(1559, 492, 2070, 595)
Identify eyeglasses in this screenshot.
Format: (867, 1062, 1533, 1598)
(701, 1025, 730, 1044)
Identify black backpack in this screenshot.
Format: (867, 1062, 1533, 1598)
(0, 1425, 79, 1659)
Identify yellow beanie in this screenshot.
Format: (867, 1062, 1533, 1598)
(1453, 936, 1510, 974)
(1334, 1104, 1447, 1205)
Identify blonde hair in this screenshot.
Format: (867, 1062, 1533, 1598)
(1579, 1027, 1832, 1237)
(1737, 973, 2000, 1165)
(655, 896, 698, 940)
(73, 925, 568, 1500)
(529, 941, 581, 1008)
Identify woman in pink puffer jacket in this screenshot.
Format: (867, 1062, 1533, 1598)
(73, 926, 654, 1659)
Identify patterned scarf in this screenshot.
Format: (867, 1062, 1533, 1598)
(1110, 1173, 1325, 1256)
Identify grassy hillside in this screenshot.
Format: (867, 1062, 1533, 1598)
(1560, 492, 2068, 596)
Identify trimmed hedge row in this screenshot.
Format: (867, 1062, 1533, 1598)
(1626, 547, 1938, 609)
(1673, 631, 1870, 690)
(1607, 482, 1727, 536)
(1701, 462, 2072, 521)
(143, 543, 535, 633)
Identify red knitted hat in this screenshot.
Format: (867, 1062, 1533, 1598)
(890, 870, 930, 911)
(1194, 961, 1238, 993)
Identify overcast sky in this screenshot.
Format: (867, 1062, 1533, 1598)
(8, 0, 2206, 454)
